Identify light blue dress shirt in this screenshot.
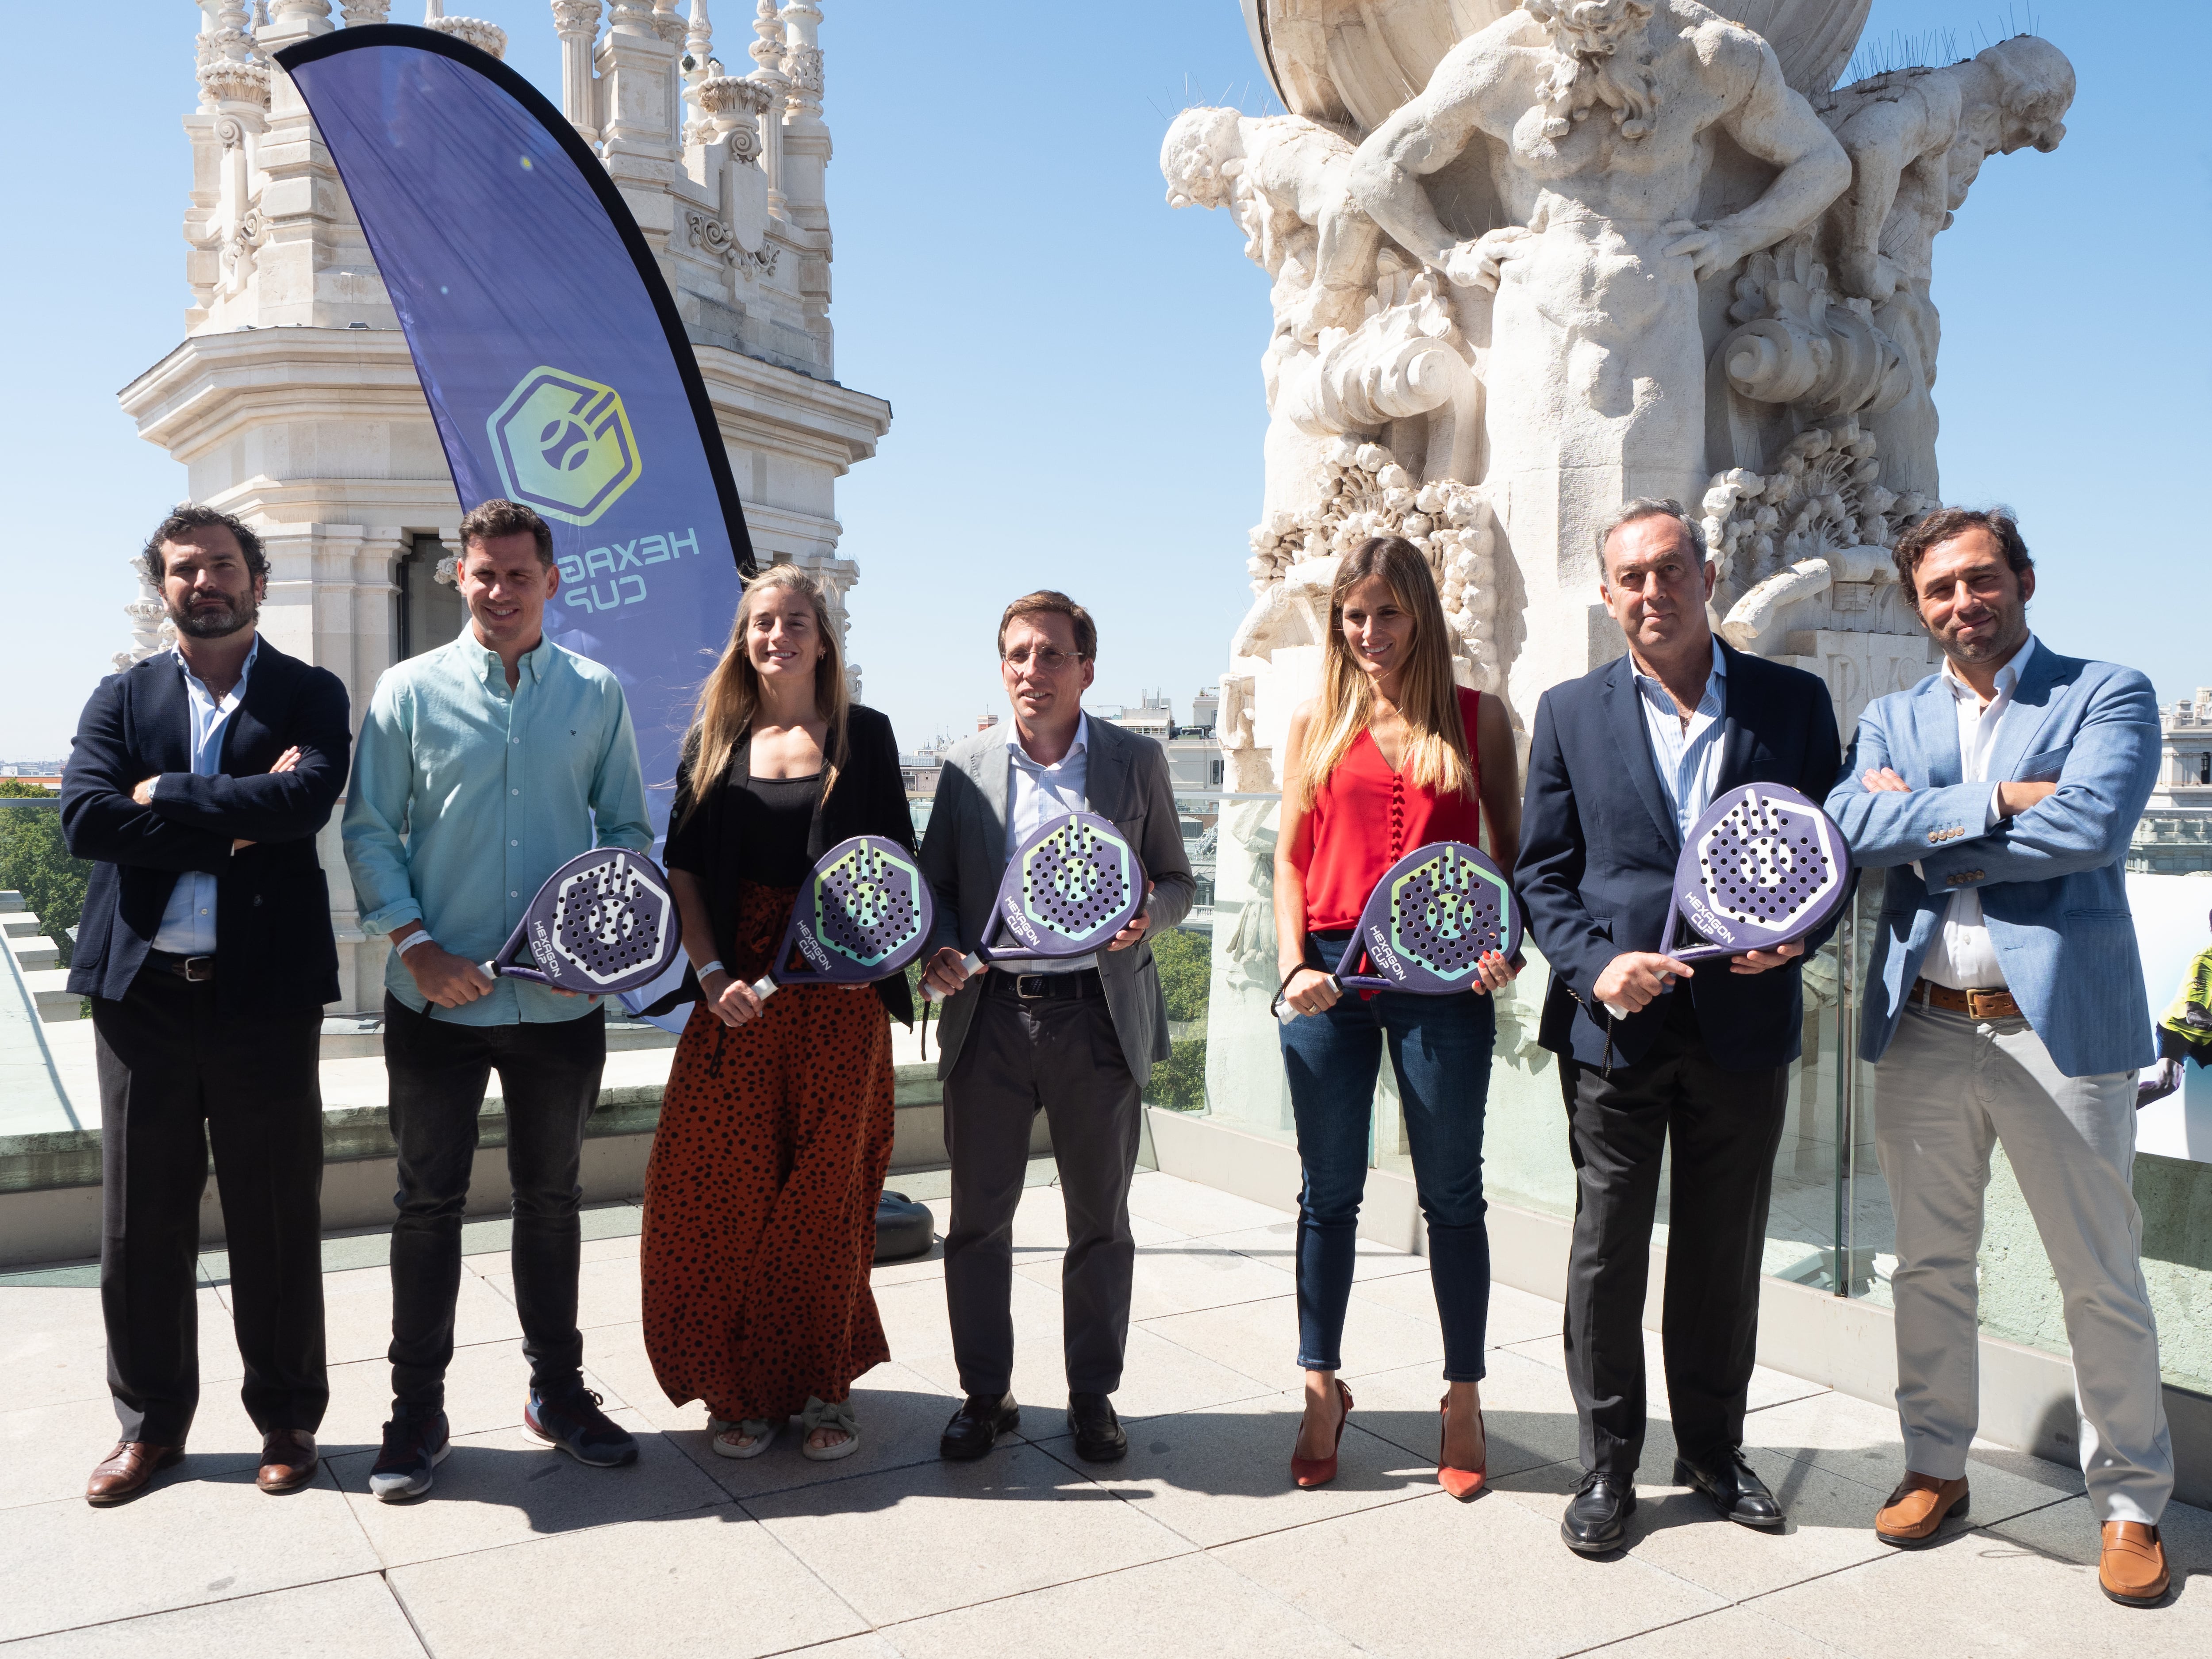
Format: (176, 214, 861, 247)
(342, 626, 652, 1025)
(997, 713, 1095, 974)
(150, 637, 260, 955)
(1632, 638, 1728, 840)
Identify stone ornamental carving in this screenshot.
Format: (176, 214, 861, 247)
(1179, 0, 2073, 1092)
(1719, 238, 1907, 420)
(422, 0, 506, 59)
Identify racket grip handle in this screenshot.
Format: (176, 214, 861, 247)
(921, 952, 985, 1004)
(1276, 973, 1338, 1024)
(750, 974, 777, 1001)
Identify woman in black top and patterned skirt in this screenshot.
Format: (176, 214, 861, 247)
(640, 567, 914, 1462)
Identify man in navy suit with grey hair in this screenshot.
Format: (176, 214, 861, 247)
(1517, 497, 1843, 1556)
(62, 505, 350, 1506)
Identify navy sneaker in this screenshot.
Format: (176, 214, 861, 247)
(368, 1410, 450, 1502)
(523, 1386, 638, 1467)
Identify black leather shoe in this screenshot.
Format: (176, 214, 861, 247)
(1562, 1471, 1637, 1554)
(1675, 1447, 1784, 1529)
(940, 1391, 1019, 1461)
(1068, 1392, 1127, 1463)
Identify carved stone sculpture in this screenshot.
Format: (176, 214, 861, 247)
(1162, 108, 1383, 348)
(1809, 36, 2076, 496)
(1346, 0, 1851, 713)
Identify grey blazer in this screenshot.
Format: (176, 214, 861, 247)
(917, 717, 1196, 1084)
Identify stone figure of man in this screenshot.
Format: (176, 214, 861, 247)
(1817, 36, 2075, 495)
(1163, 107, 1384, 346)
(1346, 0, 1851, 629)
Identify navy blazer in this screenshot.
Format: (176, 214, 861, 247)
(1516, 641, 1845, 1072)
(62, 639, 352, 1016)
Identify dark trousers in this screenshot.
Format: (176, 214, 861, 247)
(1280, 931, 1494, 1379)
(92, 971, 326, 1445)
(382, 994, 605, 1414)
(941, 979, 1141, 1397)
(1558, 994, 1788, 1475)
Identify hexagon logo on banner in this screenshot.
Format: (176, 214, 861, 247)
(487, 366, 642, 526)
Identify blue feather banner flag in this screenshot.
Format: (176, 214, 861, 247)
(278, 23, 751, 1015)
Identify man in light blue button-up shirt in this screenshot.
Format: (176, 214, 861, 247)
(342, 500, 651, 1497)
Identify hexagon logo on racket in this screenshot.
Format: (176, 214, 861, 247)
(1663, 783, 1851, 964)
(922, 811, 1145, 1001)
(745, 835, 937, 1001)
(482, 848, 681, 993)
(1277, 841, 1521, 1023)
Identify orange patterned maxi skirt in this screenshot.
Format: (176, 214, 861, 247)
(640, 880, 895, 1423)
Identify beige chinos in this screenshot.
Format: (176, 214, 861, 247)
(1874, 1001, 2173, 1525)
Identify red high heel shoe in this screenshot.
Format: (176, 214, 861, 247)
(1290, 1379, 1353, 1489)
(1437, 1394, 1486, 1501)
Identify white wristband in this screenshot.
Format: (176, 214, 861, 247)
(695, 959, 726, 980)
(394, 931, 436, 958)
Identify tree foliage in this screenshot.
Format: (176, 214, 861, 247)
(1149, 926, 1211, 1025)
(1143, 1037, 1207, 1112)
(0, 784, 89, 968)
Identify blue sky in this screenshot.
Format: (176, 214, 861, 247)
(3, 0, 2205, 759)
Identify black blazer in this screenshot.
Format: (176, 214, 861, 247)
(61, 640, 352, 1016)
(644, 703, 918, 1027)
(1515, 642, 1845, 1072)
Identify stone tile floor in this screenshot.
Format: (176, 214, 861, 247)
(4, 1169, 2208, 1657)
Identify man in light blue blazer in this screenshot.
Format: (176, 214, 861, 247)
(1825, 506, 2172, 1607)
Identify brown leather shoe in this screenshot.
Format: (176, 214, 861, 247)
(85, 1441, 184, 1506)
(1874, 1470, 1970, 1545)
(2100, 1521, 2170, 1607)
(257, 1429, 319, 1494)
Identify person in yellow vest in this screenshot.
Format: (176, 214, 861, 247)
(2139, 909, 2212, 1107)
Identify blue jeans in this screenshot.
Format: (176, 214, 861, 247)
(1279, 931, 1494, 1380)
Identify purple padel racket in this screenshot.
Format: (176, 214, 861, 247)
(1662, 783, 1850, 963)
(747, 834, 935, 1002)
(1601, 783, 1851, 1017)
(1275, 840, 1520, 1023)
(922, 810, 1146, 1002)
(482, 847, 680, 994)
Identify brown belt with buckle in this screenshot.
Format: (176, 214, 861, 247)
(1912, 977, 2017, 1020)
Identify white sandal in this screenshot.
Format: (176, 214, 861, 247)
(799, 1397, 860, 1462)
(710, 1417, 777, 1460)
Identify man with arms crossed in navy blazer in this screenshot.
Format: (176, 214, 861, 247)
(62, 505, 350, 1505)
(1825, 508, 2173, 1607)
(1517, 499, 1842, 1555)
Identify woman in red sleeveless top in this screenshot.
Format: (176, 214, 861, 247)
(1275, 536, 1521, 1497)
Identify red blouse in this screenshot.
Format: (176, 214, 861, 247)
(1300, 686, 1485, 931)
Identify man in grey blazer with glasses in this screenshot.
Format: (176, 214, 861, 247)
(918, 590, 1195, 1466)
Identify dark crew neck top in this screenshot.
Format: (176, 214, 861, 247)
(726, 771, 822, 886)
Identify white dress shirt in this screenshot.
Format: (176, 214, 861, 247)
(997, 713, 1095, 975)
(1632, 638, 1729, 839)
(1918, 635, 2035, 990)
(150, 637, 259, 955)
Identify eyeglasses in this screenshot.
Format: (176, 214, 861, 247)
(1001, 647, 1086, 672)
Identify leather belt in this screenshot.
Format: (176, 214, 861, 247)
(989, 968, 1103, 1002)
(1912, 977, 2018, 1021)
(143, 950, 216, 984)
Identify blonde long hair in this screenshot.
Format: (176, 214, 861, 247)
(1296, 536, 1474, 811)
(678, 565, 850, 829)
